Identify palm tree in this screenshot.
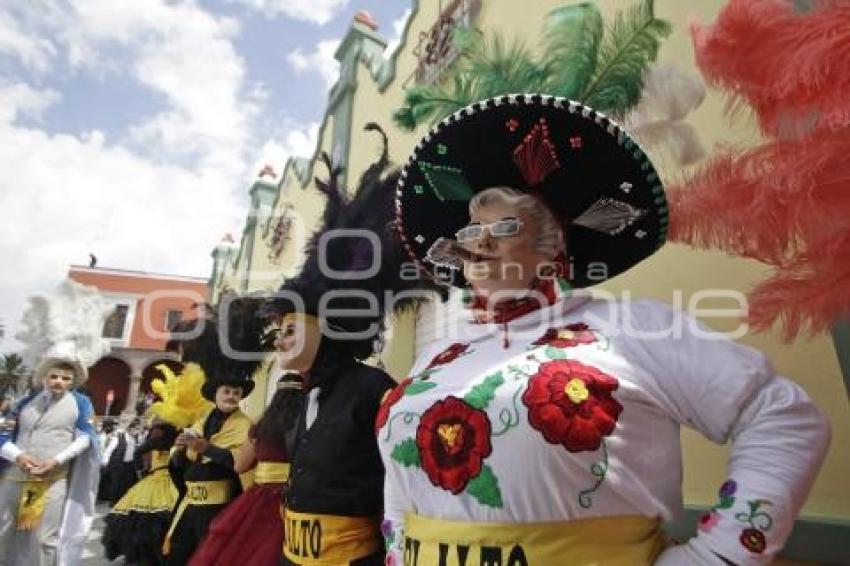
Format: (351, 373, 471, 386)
(0, 354, 28, 398)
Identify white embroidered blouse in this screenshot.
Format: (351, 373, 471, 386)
(377, 295, 830, 565)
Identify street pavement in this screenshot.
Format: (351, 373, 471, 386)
(81, 502, 114, 565)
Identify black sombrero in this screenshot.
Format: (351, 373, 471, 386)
(395, 94, 668, 288)
(169, 316, 258, 402)
(201, 375, 255, 403)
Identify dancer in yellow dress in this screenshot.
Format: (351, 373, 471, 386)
(102, 362, 211, 565)
(102, 418, 178, 565)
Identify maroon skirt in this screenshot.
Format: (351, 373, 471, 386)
(188, 482, 284, 566)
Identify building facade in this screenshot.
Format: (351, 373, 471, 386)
(68, 265, 208, 417)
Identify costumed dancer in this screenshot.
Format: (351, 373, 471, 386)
(102, 417, 142, 506)
(188, 371, 304, 566)
(272, 125, 443, 566)
(183, 124, 435, 565)
(162, 315, 255, 566)
(0, 280, 110, 565)
(270, 293, 395, 566)
(101, 359, 210, 565)
(102, 417, 178, 564)
(380, 95, 831, 565)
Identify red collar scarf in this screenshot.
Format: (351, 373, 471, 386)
(467, 254, 569, 347)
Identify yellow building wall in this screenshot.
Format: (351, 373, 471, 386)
(224, 0, 850, 519)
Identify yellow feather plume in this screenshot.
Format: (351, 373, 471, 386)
(147, 362, 213, 429)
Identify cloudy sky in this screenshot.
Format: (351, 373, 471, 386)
(0, 0, 411, 352)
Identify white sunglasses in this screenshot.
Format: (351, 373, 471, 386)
(455, 218, 523, 243)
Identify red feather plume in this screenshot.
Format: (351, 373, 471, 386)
(669, 0, 850, 340)
(690, 0, 850, 138)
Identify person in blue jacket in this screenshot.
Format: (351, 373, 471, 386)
(0, 356, 100, 566)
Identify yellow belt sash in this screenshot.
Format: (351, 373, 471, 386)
(255, 461, 290, 484)
(282, 508, 381, 565)
(402, 512, 666, 566)
(163, 480, 233, 555)
(11, 470, 67, 530)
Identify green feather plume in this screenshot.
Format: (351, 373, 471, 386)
(392, 0, 671, 131)
(581, 0, 671, 116)
(465, 33, 548, 99)
(541, 2, 604, 99)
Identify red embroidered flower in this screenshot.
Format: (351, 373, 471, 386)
(375, 378, 412, 435)
(416, 396, 492, 494)
(522, 359, 622, 452)
(426, 343, 470, 369)
(740, 528, 766, 554)
(532, 323, 596, 348)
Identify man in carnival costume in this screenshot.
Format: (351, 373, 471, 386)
(163, 316, 254, 565)
(0, 280, 111, 565)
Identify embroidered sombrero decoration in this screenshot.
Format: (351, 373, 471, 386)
(395, 94, 668, 288)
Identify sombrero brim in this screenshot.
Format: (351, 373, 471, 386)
(201, 378, 255, 402)
(395, 94, 668, 288)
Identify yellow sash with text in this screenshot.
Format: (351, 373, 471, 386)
(282, 508, 381, 565)
(255, 461, 290, 484)
(162, 479, 234, 554)
(401, 512, 666, 566)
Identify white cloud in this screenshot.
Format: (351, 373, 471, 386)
(0, 82, 60, 124)
(0, 12, 57, 74)
(0, 1, 266, 353)
(0, 94, 248, 352)
(287, 39, 340, 90)
(385, 8, 412, 57)
(228, 0, 349, 26)
(252, 121, 320, 180)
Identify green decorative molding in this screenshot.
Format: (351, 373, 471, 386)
(376, 1, 421, 91)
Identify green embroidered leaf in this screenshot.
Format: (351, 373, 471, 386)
(717, 495, 735, 509)
(390, 439, 421, 468)
(415, 368, 437, 380)
(581, 0, 672, 117)
(466, 464, 503, 508)
(541, 3, 604, 99)
(544, 345, 568, 360)
(750, 498, 770, 513)
(751, 511, 774, 532)
(418, 162, 474, 201)
(464, 371, 505, 410)
(405, 381, 438, 396)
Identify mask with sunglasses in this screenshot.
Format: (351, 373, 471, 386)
(455, 218, 523, 243)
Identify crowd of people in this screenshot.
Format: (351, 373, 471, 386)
(0, 95, 834, 566)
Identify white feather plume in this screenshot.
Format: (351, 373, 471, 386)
(624, 64, 708, 166)
(16, 280, 114, 375)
